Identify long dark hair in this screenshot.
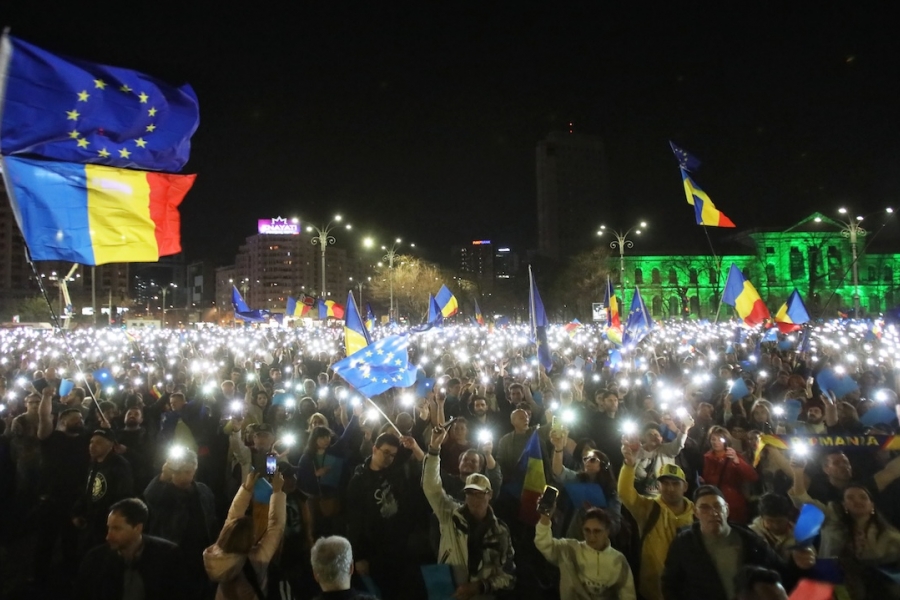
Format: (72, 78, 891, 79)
(576, 449, 616, 497)
(304, 426, 334, 455)
(834, 483, 890, 539)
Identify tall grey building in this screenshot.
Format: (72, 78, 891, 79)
(536, 131, 610, 260)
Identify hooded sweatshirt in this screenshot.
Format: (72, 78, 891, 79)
(535, 520, 636, 600)
(203, 485, 286, 600)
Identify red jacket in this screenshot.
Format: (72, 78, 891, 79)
(701, 451, 759, 523)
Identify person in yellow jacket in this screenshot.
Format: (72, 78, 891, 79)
(618, 443, 694, 600)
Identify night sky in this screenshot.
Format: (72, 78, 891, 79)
(4, 3, 900, 263)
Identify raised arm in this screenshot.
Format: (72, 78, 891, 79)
(37, 386, 54, 440)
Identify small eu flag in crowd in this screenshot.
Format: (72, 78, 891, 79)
(331, 334, 418, 397)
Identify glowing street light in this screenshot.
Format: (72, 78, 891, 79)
(597, 221, 648, 302)
(306, 215, 352, 297)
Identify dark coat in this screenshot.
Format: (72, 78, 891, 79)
(345, 456, 418, 563)
(74, 534, 187, 600)
(143, 476, 218, 547)
(661, 523, 802, 600)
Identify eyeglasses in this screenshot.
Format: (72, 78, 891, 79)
(697, 504, 725, 515)
(378, 448, 398, 459)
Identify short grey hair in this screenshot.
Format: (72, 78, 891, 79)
(173, 449, 199, 470)
(310, 536, 353, 586)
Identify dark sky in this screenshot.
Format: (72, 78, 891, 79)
(4, 3, 900, 264)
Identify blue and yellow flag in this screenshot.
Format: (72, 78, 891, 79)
(435, 284, 458, 318)
(344, 292, 372, 357)
(0, 34, 199, 172)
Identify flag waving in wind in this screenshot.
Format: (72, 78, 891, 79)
(435, 284, 459, 318)
(669, 141, 702, 172)
(473, 298, 485, 326)
(722, 264, 770, 326)
(330, 334, 417, 397)
(775, 290, 811, 333)
(623, 287, 653, 348)
(0, 34, 199, 172)
(680, 169, 735, 228)
(232, 286, 268, 323)
(344, 292, 372, 356)
(528, 265, 553, 373)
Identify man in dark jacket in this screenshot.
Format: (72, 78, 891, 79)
(311, 535, 377, 600)
(661, 485, 815, 600)
(346, 432, 422, 600)
(75, 498, 187, 600)
(73, 429, 134, 554)
(143, 448, 218, 596)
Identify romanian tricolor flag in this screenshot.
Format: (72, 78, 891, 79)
(286, 297, 312, 318)
(435, 284, 458, 318)
(564, 319, 582, 338)
(775, 289, 810, 333)
(473, 298, 485, 326)
(2, 157, 193, 265)
(343, 292, 372, 356)
(604, 277, 621, 329)
(517, 430, 546, 525)
(680, 169, 735, 228)
(722, 263, 770, 327)
(318, 299, 345, 320)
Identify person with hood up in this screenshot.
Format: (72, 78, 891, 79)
(203, 470, 286, 600)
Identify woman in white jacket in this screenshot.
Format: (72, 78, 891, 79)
(204, 471, 287, 600)
(535, 506, 636, 600)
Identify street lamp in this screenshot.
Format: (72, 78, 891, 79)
(597, 221, 647, 302)
(834, 207, 894, 314)
(160, 283, 176, 328)
(307, 215, 351, 297)
(379, 238, 415, 322)
(349, 276, 371, 307)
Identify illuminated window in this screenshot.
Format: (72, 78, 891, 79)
(652, 269, 661, 284)
(635, 268, 643, 285)
(668, 269, 677, 285)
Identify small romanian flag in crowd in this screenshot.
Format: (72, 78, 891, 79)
(518, 430, 547, 526)
(775, 289, 810, 333)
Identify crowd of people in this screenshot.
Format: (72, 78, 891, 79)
(1, 318, 900, 599)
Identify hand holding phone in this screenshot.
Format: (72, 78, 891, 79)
(537, 486, 559, 515)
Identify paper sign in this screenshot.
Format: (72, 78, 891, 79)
(565, 482, 608, 508)
(421, 564, 456, 600)
(318, 454, 345, 489)
(59, 379, 74, 396)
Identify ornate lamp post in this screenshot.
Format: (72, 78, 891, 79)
(597, 221, 647, 302)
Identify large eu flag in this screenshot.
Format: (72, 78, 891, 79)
(0, 34, 199, 172)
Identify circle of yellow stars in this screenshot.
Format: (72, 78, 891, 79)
(65, 77, 159, 160)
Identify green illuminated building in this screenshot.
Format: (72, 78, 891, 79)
(614, 212, 900, 319)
